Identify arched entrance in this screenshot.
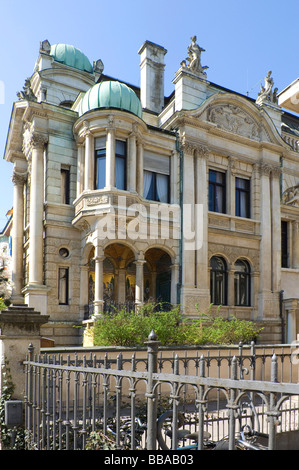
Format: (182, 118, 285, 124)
(145, 248, 172, 308)
(86, 244, 177, 315)
(88, 243, 136, 313)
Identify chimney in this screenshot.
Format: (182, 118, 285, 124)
(138, 40, 167, 114)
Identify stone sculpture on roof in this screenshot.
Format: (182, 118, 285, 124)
(17, 78, 37, 101)
(181, 35, 208, 77)
(256, 70, 278, 105)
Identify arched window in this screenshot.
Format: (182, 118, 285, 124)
(210, 256, 227, 305)
(234, 259, 251, 306)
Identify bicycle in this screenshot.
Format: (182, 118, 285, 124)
(106, 416, 147, 449)
(156, 408, 269, 450)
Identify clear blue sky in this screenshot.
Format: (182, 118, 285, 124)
(0, 0, 298, 230)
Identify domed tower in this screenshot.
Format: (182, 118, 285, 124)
(30, 40, 103, 106)
(73, 79, 145, 203)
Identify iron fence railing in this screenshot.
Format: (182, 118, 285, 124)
(24, 333, 299, 450)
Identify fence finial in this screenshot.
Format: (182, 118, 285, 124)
(148, 329, 158, 341)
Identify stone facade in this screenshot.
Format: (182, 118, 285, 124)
(3, 37, 299, 345)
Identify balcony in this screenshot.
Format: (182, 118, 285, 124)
(72, 188, 181, 240)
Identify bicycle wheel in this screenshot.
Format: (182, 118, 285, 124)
(156, 410, 211, 450)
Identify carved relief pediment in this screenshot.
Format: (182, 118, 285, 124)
(282, 184, 299, 207)
(207, 104, 262, 141)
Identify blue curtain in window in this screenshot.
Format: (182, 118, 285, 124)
(156, 173, 168, 203)
(115, 156, 125, 190)
(143, 170, 153, 199)
(96, 156, 106, 189)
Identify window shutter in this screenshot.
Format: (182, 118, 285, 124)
(143, 151, 170, 175)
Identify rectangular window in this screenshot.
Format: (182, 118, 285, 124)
(58, 267, 69, 305)
(115, 140, 126, 190)
(235, 177, 250, 218)
(95, 137, 106, 189)
(95, 138, 126, 190)
(61, 168, 70, 204)
(208, 170, 226, 213)
(143, 151, 170, 203)
(143, 171, 170, 203)
(281, 221, 289, 268)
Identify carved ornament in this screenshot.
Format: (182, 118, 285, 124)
(282, 184, 299, 207)
(207, 104, 260, 141)
(12, 171, 27, 186)
(180, 137, 209, 158)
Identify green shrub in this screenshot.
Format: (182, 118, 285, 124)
(92, 303, 262, 347)
(93, 304, 184, 346)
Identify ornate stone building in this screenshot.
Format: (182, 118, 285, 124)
(4, 37, 299, 345)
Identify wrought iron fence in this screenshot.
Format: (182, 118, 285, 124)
(24, 333, 299, 450)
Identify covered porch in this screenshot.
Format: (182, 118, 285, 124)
(83, 243, 179, 317)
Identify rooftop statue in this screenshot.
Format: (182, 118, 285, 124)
(17, 78, 37, 101)
(181, 36, 208, 77)
(256, 71, 278, 105)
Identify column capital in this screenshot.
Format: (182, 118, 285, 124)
(12, 170, 27, 186)
(30, 132, 48, 149)
(180, 136, 209, 159)
(134, 259, 147, 266)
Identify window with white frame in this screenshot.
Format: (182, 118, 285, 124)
(95, 137, 127, 190)
(143, 151, 170, 203)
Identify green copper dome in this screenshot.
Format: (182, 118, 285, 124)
(78, 81, 142, 118)
(50, 44, 93, 73)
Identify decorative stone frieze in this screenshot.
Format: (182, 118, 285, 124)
(207, 104, 260, 141)
(282, 184, 299, 206)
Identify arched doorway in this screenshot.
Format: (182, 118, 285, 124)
(145, 248, 172, 308)
(88, 243, 136, 313)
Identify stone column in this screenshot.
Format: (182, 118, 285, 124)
(84, 131, 93, 191)
(227, 264, 236, 308)
(181, 141, 195, 288)
(77, 144, 84, 197)
(117, 268, 126, 304)
(271, 167, 281, 294)
(106, 125, 115, 190)
(195, 147, 209, 291)
(93, 246, 105, 317)
(170, 150, 179, 204)
(28, 133, 47, 286)
(227, 157, 236, 224)
(135, 259, 146, 309)
(79, 264, 89, 320)
(258, 162, 273, 317)
(11, 170, 26, 303)
(136, 139, 144, 197)
(128, 129, 137, 192)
